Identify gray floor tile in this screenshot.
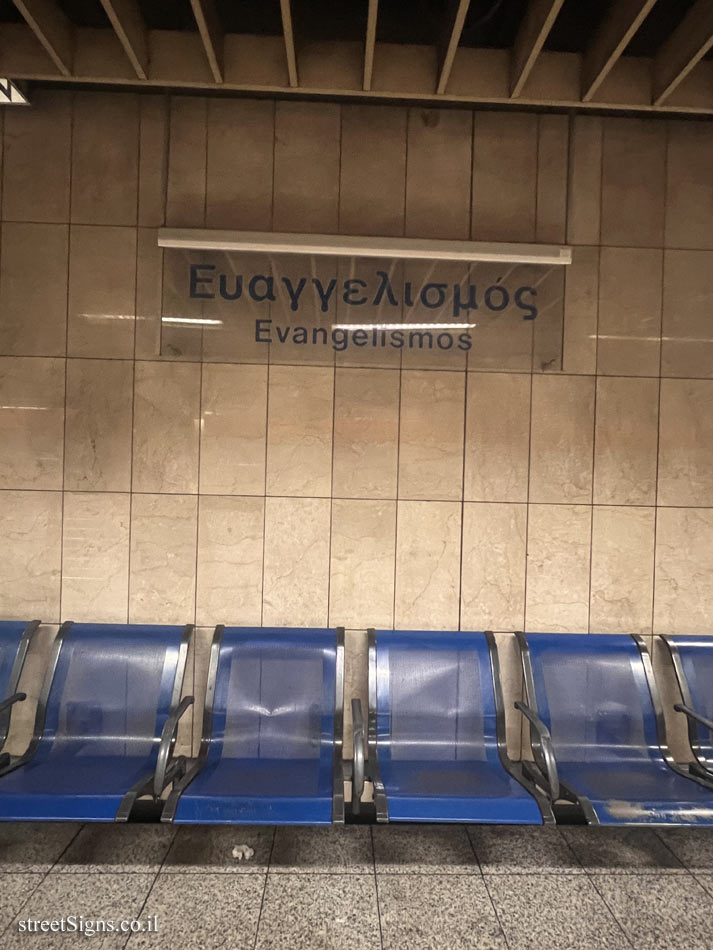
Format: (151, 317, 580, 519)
(654, 827, 713, 871)
(695, 872, 713, 897)
(373, 825, 480, 874)
(126, 872, 265, 950)
(378, 873, 506, 950)
(469, 826, 584, 874)
(594, 873, 713, 950)
(161, 825, 274, 873)
(271, 826, 374, 873)
(486, 874, 631, 950)
(560, 827, 685, 873)
(0, 874, 43, 932)
(0, 822, 82, 872)
(2, 872, 154, 949)
(53, 824, 176, 874)
(256, 873, 381, 950)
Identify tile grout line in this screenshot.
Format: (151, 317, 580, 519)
(651, 121, 670, 639)
(120, 827, 179, 950)
(251, 828, 276, 950)
(57, 90, 76, 626)
(584, 872, 640, 949)
(370, 826, 386, 950)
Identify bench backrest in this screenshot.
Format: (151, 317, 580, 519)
(523, 633, 659, 764)
(0, 621, 29, 701)
(373, 630, 498, 765)
(39, 623, 189, 759)
(205, 627, 339, 769)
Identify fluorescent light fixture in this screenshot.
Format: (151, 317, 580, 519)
(158, 229, 572, 266)
(333, 323, 477, 330)
(161, 316, 223, 326)
(0, 80, 29, 105)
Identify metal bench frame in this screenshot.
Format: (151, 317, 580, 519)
(161, 625, 346, 824)
(659, 635, 713, 784)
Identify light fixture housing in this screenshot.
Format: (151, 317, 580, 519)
(157, 229, 572, 266)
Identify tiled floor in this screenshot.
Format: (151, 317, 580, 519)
(2, 823, 713, 949)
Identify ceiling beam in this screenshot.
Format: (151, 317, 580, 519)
(279, 0, 298, 87)
(11, 0, 73, 75)
(99, 0, 147, 80)
(654, 0, 713, 104)
(189, 0, 223, 82)
(436, 0, 471, 95)
(363, 0, 378, 91)
(510, 0, 565, 97)
(582, 0, 658, 101)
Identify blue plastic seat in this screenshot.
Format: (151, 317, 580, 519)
(0, 621, 39, 759)
(518, 633, 713, 825)
(0, 622, 192, 821)
(662, 635, 713, 779)
(368, 629, 549, 824)
(162, 626, 344, 825)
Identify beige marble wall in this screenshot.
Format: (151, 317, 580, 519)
(1, 91, 713, 754)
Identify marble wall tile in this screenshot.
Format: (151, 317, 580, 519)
(662, 250, 713, 378)
(67, 225, 137, 359)
(0, 223, 68, 357)
(329, 499, 396, 629)
(601, 118, 666, 247)
(166, 97, 207, 228)
(2, 89, 71, 223)
(262, 496, 330, 626)
(266, 365, 333, 497)
(64, 359, 133, 492)
(464, 372, 530, 502)
(0, 357, 64, 490)
(61, 492, 130, 623)
(71, 92, 139, 226)
(196, 496, 264, 626)
(658, 378, 713, 506)
(655, 508, 713, 635)
(332, 368, 399, 499)
(339, 105, 407, 236)
(398, 370, 464, 500)
(405, 108, 472, 240)
(0, 490, 62, 622)
(562, 246, 599, 375)
(472, 112, 538, 242)
(199, 363, 267, 495)
(461, 503, 527, 630)
(206, 98, 273, 230)
(597, 247, 662, 377)
(666, 121, 713, 250)
(138, 96, 168, 228)
(129, 493, 198, 625)
(526, 504, 591, 633)
(566, 115, 602, 245)
(590, 506, 655, 634)
(135, 228, 162, 360)
(394, 500, 461, 630)
(132, 361, 201, 494)
(273, 101, 340, 233)
(536, 114, 568, 244)
(594, 377, 659, 506)
(529, 375, 595, 504)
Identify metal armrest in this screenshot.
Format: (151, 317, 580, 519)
(0, 692, 26, 715)
(351, 698, 365, 814)
(153, 695, 194, 799)
(674, 703, 713, 735)
(514, 701, 560, 801)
